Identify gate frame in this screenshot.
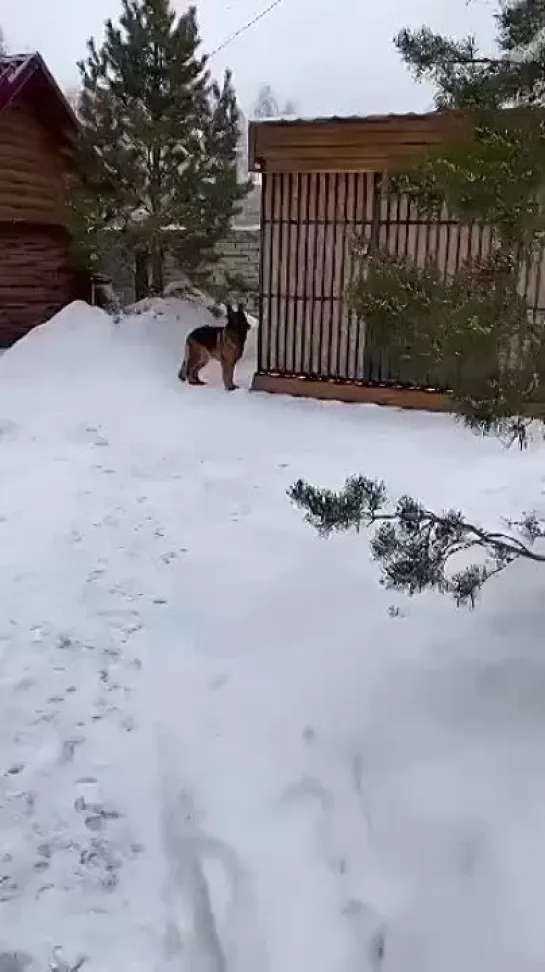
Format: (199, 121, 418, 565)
(247, 111, 490, 410)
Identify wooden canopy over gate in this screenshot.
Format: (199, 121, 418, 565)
(247, 112, 545, 410)
(248, 111, 464, 174)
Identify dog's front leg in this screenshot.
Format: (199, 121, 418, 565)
(221, 357, 237, 391)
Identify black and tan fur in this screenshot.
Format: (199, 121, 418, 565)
(178, 304, 251, 391)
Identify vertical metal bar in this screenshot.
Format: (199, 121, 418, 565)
(392, 190, 401, 261)
(316, 173, 328, 377)
(452, 216, 465, 392)
(300, 174, 312, 375)
(353, 172, 368, 380)
(452, 217, 463, 275)
(443, 209, 453, 283)
(337, 172, 350, 378)
(402, 191, 411, 260)
(328, 172, 340, 378)
(475, 221, 485, 263)
(377, 174, 389, 383)
(284, 171, 293, 373)
(433, 206, 452, 391)
(423, 208, 433, 264)
(423, 209, 436, 390)
(265, 172, 276, 373)
(257, 170, 266, 373)
(291, 172, 301, 374)
(274, 173, 285, 372)
(310, 173, 321, 376)
(530, 245, 544, 328)
(318, 172, 334, 377)
(324, 173, 337, 377)
(282, 171, 290, 372)
(520, 242, 531, 320)
(345, 172, 358, 380)
(361, 172, 382, 382)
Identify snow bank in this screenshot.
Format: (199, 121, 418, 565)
(0, 301, 112, 376)
(0, 297, 257, 413)
(0, 297, 544, 970)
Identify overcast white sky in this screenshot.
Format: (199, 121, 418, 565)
(0, 0, 497, 116)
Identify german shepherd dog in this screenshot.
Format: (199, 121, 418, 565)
(178, 304, 251, 391)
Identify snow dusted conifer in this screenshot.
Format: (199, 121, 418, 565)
(172, 67, 250, 285)
(77, 0, 249, 292)
(349, 0, 545, 444)
(292, 0, 545, 606)
(253, 84, 280, 118)
(253, 83, 297, 118)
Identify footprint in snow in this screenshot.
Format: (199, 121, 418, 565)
(0, 420, 18, 440)
(4, 762, 25, 777)
(0, 952, 33, 972)
(209, 674, 228, 690)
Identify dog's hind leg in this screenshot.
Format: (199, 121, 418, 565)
(178, 347, 189, 382)
(187, 341, 209, 385)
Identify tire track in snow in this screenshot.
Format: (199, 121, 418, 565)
(279, 737, 386, 971)
(158, 738, 267, 972)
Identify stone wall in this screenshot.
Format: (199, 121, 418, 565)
(210, 227, 260, 310)
(102, 224, 260, 310)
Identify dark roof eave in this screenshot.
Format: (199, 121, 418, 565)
(0, 52, 80, 139)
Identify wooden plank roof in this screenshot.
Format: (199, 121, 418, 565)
(248, 110, 465, 173)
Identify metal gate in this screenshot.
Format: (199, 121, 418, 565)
(257, 170, 545, 390)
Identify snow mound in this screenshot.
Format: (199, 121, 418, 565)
(0, 296, 545, 970)
(0, 297, 257, 401)
(0, 302, 112, 375)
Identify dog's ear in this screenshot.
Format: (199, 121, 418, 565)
(237, 302, 245, 313)
(225, 303, 234, 316)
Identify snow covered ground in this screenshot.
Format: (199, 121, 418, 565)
(0, 297, 545, 971)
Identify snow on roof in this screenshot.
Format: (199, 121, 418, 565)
(249, 109, 448, 126)
(0, 53, 38, 112)
(0, 53, 32, 82)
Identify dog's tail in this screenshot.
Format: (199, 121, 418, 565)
(178, 345, 188, 382)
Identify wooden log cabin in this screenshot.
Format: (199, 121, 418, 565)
(247, 113, 545, 409)
(0, 53, 88, 346)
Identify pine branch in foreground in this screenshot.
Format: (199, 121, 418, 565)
(288, 476, 545, 607)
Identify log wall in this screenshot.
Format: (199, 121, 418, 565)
(0, 226, 75, 345)
(0, 100, 77, 343)
(0, 103, 68, 225)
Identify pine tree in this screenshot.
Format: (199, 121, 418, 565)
(350, 0, 545, 443)
(75, 0, 249, 293)
(254, 84, 280, 118)
(291, 0, 545, 607)
(172, 68, 250, 283)
(253, 84, 297, 118)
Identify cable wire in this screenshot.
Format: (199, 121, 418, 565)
(209, 0, 284, 57)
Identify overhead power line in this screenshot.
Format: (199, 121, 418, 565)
(209, 0, 284, 57)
